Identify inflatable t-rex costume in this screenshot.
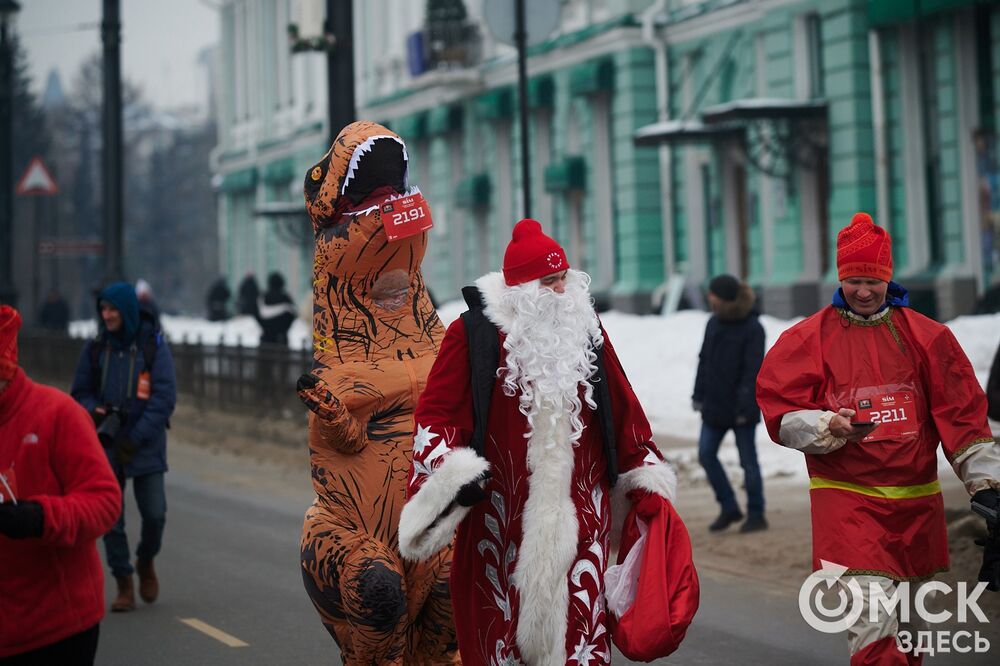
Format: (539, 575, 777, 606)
(297, 121, 458, 664)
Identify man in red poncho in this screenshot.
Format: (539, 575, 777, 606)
(0, 305, 122, 664)
(397, 219, 679, 665)
(756, 212, 1000, 665)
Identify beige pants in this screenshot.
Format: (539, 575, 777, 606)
(839, 575, 927, 657)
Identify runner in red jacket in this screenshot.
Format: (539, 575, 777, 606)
(0, 306, 122, 664)
(756, 214, 1000, 665)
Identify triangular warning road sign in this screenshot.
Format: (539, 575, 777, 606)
(16, 157, 58, 196)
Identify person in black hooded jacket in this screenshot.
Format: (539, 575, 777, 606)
(692, 274, 767, 533)
(256, 272, 296, 346)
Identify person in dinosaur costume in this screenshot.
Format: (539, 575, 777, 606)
(296, 121, 459, 664)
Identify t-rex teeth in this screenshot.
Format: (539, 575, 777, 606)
(339, 135, 411, 195)
(341, 154, 363, 194)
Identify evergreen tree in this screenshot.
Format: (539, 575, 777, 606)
(9, 31, 48, 176)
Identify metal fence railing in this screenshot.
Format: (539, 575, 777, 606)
(18, 330, 312, 417)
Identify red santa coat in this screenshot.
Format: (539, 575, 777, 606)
(398, 273, 677, 666)
(756, 305, 995, 580)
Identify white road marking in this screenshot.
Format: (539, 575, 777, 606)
(178, 618, 249, 647)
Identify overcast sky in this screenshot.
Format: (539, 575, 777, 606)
(19, 0, 218, 112)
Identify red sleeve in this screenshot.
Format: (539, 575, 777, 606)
(755, 317, 826, 444)
(601, 330, 662, 472)
(408, 317, 475, 498)
(32, 396, 122, 547)
(922, 326, 994, 461)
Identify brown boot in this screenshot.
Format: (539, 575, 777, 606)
(136, 558, 159, 603)
(111, 575, 135, 612)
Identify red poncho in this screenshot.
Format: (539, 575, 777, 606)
(756, 305, 994, 580)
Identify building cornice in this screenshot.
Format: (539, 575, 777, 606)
(214, 128, 326, 176)
(656, 0, 806, 44)
(360, 25, 646, 119)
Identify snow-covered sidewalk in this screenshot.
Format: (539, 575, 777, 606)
(71, 305, 1000, 483)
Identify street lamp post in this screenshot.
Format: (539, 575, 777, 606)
(0, 0, 20, 307)
(324, 0, 354, 143)
(101, 0, 124, 283)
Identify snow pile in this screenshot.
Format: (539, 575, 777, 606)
(441, 303, 1000, 483)
(71, 305, 1000, 483)
(69, 315, 313, 350)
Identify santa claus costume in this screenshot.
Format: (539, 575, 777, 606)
(397, 220, 678, 665)
(756, 213, 1000, 665)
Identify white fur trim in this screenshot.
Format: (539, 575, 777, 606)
(512, 405, 578, 666)
(474, 269, 593, 335)
(472, 269, 600, 663)
(398, 448, 490, 562)
(474, 271, 514, 332)
(616, 459, 677, 503)
(611, 460, 679, 536)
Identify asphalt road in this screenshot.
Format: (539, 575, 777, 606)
(92, 448, 994, 665)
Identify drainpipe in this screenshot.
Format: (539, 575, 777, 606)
(641, 0, 675, 282)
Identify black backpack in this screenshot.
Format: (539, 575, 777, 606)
(459, 286, 619, 487)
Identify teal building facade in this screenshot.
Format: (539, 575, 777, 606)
(361, 0, 1000, 317)
(213, 0, 1000, 319)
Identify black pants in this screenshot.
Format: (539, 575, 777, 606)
(0, 624, 99, 666)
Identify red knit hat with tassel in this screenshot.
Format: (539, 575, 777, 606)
(836, 212, 893, 282)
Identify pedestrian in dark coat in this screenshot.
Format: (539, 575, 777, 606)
(236, 273, 260, 317)
(135, 279, 160, 325)
(206, 277, 231, 322)
(0, 306, 121, 664)
(256, 272, 296, 346)
(692, 274, 767, 533)
(37, 289, 70, 332)
(70, 282, 177, 613)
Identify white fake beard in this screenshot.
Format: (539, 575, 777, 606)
(497, 270, 603, 447)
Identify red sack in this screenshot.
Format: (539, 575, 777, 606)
(609, 493, 700, 661)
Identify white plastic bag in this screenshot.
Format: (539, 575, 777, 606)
(604, 518, 648, 619)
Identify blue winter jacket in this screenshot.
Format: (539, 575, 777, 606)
(70, 282, 177, 478)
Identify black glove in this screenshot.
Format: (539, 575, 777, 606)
(114, 436, 136, 466)
(975, 537, 1000, 592)
(972, 489, 1000, 592)
(973, 488, 1000, 512)
(456, 471, 491, 507)
(0, 501, 44, 539)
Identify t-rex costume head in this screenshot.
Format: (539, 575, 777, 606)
(302, 120, 441, 367)
(295, 121, 457, 663)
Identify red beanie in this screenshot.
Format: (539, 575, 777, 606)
(0, 305, 21, 381)
(836, 212, 893, 282)
(502, 219, 570, 286)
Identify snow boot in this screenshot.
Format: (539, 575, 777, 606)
(740, 514, 769, 533)
(136, 558, 159, 603)
(708, 508, 744, 532)
(111, 575, 135, 612)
